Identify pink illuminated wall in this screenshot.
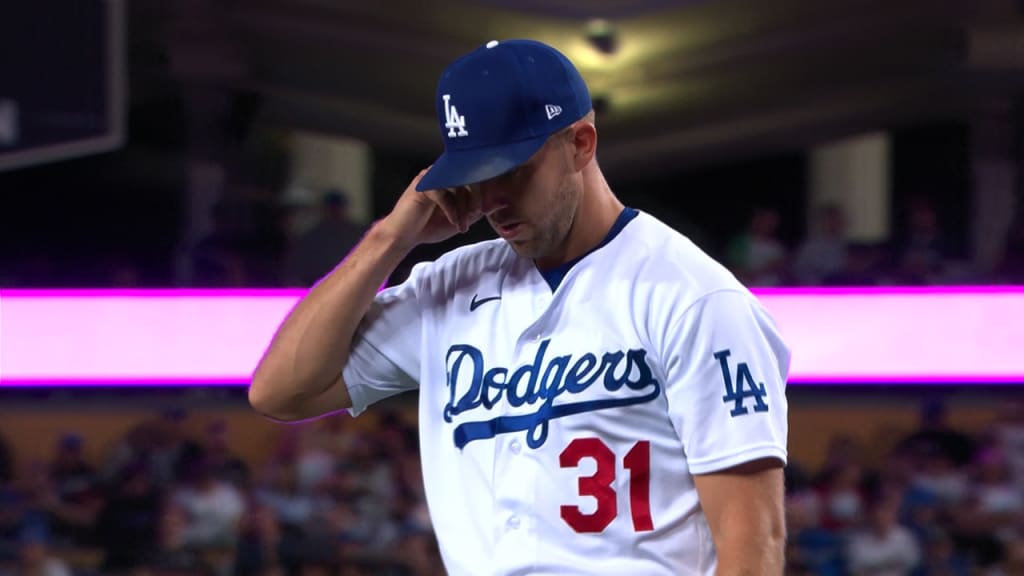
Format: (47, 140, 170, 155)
(755, 286, 1024, 384)
(0, 289, 303, 386)
(0, 286, 1022, 386)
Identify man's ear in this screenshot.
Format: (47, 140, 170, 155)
(571, 121, 597, 171)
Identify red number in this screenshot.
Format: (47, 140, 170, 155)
(559, 438, 654, 533)
(624, 441, 653, 531)
(559, 438, 617, 533)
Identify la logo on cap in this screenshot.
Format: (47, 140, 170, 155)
(443, 94, 468, 138)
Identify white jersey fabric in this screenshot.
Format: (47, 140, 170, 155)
(343, 209, 790, 575)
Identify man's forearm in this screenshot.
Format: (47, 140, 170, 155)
(714, 536, 785, 576)
(249, 222, 412, 420)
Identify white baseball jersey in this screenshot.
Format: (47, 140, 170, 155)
(343, 208, 790, 575)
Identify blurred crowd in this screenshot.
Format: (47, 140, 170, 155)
(786, 400, 1024, 576)
(147, 191, 1024, 290)
(725, 199, 1024, 288)
(184, 188, 1022, 290)
(0, 399, 1022, 576)
(2, 184, 1021, 290)
(0, 409, 442, 576)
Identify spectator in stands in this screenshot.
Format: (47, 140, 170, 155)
(144, 503, 215, 576)
(817, 435, 862, 477)
(199, 419, 249, 489)
(283, 189, 365, 287)
(846, 494, 922, 576)
(785, 486, 844, 576)
(95, 460, 161, 574)
(255, 460, 319, 571)
(990, 400, 1024, 487)
(150, 408, 203, 487)
(43, 433, 102, 547)
(912, 529, 970, 576)
(391, 452, 429, 534)
(895, 196, 951, 285)
(0, 434, 19, 564)
(794, 202, 849, 285)
(897, 398, 975, 469)
(192, 201, 249, 287)
(170, 455, 245, 551)
(233, 493, 285, 576)
(1006, 538, 1024, 575)
(813, 437, 868, 532)
(0, 437, 10, 490)
(395, 526, 445, 576)
(909, 443, 971, 511)
(11, 401, 1024, 575)
(957, 445, 1023, 554)
(376, 409, 413, 457)
(816, 460, 867, 532)
(101, 420, 162, 488)
(313, 434, 401, 559)
(348, 434, 401, 553)
(992, 206, 1024, 283)
(0, 523, 71, 576)
(870, 448, 941, 546)
(254, 461, 313, 528)
(295, 416, 356, 494)
(241, 188, 294, 287)
(726, 206, 790, 286)
(103, 409, 200, 489)
(822, 242, 886, 286)
(257, 423, 340, 569)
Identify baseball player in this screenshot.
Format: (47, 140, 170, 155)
(251, 39, 790, 575)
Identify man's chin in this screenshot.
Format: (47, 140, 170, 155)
(504, 238, 527, 252)
(504, 238, 539, 258)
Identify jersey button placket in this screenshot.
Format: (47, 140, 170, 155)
(493, 437, 536, 569)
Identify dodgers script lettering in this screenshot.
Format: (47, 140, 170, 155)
(443, 339, 662, 449)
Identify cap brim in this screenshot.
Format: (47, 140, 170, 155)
(415, 135, 548, 192)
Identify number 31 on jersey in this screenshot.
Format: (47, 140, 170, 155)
(559, 438, 653, 533)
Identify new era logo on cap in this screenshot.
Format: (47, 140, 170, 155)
(545, 104, 562, 120)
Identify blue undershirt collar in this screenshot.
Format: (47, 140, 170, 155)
(538, 207, 639, 291)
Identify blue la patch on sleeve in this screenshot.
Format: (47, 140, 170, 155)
(713, 349, 769, 417)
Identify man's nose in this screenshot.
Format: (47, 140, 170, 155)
(478, 181, 511, 216)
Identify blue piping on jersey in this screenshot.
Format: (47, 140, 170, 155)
(539, 207, 639, 291)
(453, 387, 661, 450)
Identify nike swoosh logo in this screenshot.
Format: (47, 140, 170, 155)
(470, 294, 501, 312)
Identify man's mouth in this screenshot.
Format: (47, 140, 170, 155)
(495, 221, 523, 239)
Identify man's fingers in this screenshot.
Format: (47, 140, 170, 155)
(455, 187, 472, 232)
(424, 185, 479, 233)
(457, 185, 481, 231)
(426, 188, 459, 228)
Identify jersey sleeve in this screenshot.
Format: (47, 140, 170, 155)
(660, 289, 790, 475)
(342, 262, 429, 416)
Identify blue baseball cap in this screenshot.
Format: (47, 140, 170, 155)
(415, 39, 592, 192)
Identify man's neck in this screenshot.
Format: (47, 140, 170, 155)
(536, 165, 624, 270)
